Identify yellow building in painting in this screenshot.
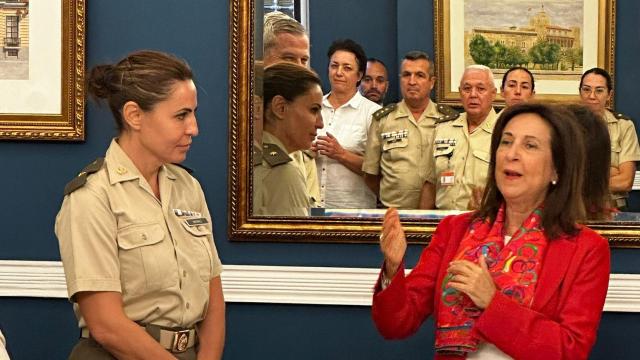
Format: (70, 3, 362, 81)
(465, 5, 580, 62)
(0, 0, 28, 60)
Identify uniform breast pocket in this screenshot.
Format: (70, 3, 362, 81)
(382, 138, 409, 162)
(472, 149, 491, 183)
(611, 143, 621, 167)
(433, 146, 454, 173)
(181, 220, 214, 282)
(117, 223, 176, 295)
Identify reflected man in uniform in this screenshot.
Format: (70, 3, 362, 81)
(420, 65, 497, 210)
(363, 51, 458, 209)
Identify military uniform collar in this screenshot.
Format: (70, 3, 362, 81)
(262, 131, 291, 155)
(105, 139, 177, 185)
(394, 100, 438, 121)
(322, 91, 365, 110)
(455, 108, 497, 133)
(604, 109, 617, 124)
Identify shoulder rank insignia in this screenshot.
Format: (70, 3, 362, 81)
(63, 157, 105, 196)
(614, 111, 632, 121)
(262, 143, 292, 167)
(172, 162, 194, 174)
(372, 103, 397, 121)
(435, 104, 460, 124)
(253, 143, 263, 166)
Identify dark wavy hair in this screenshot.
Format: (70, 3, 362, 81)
(87, 50, 193, 133)
(475, 102, 586, 239)
(564, 103, 612, 220)
(327, 38, 367, 79)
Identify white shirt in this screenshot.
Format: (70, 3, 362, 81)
(0, 330, 9, 360)
(317, 91, 380, 208)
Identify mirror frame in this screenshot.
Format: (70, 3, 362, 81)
(227, 0, 640, 247)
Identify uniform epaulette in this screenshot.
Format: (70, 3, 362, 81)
(253, 143, 263, 166)
(63, 157, 105, 195)
(435, 104, 460, 124)
(613, 111, 632, 121)
(262, 143, 292, 167)
(372, 103, 397, 121)
(172, 162, 194, 174)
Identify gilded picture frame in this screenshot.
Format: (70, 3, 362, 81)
(0, 0, 85, 141)
(434, 0, 616, 106)
(228, 0, 640, 247)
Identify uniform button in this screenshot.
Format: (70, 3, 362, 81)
(141, 234, 147, 240)
(197, 225, 204, 231)
(183, 270, 187, 277)
(186, 302, 190, 309)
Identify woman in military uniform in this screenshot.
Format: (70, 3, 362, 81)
(579, 67, 640, 210)
(55, 50, 224, 359)
(253, 62, 324, 216)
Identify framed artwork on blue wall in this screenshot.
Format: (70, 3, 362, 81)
(434, 0, 616, 106)
(0, 0, 85, 141)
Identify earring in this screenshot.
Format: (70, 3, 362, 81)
(551, 179, 557, 185)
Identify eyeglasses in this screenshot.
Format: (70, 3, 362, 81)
(580, 86, 608, 96)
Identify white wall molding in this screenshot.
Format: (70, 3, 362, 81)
(0, 260, 639, 312)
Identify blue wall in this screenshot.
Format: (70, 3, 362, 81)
(0, 0, 639, 358)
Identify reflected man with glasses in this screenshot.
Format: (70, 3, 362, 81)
(420, 65, 498, 210)
(579, 67, 640, 210)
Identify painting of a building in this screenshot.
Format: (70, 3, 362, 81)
(0, 0, 28, 61)
(464, 3, 582, 72)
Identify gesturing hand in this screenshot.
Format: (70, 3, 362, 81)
(315, 132, 345, 160)
(379, 208, 407, 279)
(447, 255, 497, 309)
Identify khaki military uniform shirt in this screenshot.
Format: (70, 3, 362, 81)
(426, 109, 497, 210)
(604, 110, 640, 204)
(253, 131, 310, 216)
(363, 100, 453, 208)
(291, 150, 319, 207)
(55, 139, 223, 330)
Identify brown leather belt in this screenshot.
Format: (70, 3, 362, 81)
(81, 324, 197, 353)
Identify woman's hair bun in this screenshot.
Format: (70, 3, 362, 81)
(86, 64, 116, 100)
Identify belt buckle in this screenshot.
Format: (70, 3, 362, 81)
(172, 329, 190, 353)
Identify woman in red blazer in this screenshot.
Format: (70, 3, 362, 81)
(372, 103, 610, 359)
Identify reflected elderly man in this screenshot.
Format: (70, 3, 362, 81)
(262, 11, 320, 207)
(420, 65, 498, 210)
(359, 58, 389, 105)
(363, 51, 458, 209)
(499, 66, 535, 116)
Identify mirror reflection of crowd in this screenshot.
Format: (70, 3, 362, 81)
(254, 11, 640, 216)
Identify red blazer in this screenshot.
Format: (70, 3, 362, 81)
(372, 212, 610, 360)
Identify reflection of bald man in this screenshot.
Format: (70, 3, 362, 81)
(262, 12, 319, 207)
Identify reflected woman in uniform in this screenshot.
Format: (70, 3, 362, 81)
(253, 62, 324, 216)
(56, 50, 224, 359)
(579, 67, 640, 210)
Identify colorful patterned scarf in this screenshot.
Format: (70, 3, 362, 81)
(435, 204, 548, 355)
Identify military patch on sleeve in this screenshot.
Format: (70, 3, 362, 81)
(436, 104, 460, 124)
(63, 157, 105, 195)
(262, 143, 292, 167)
(372, 103, 397, 121)
(614, 112, 632, 121)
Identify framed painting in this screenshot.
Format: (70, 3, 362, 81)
(434, 0, 615, 106)
(0, 0, 85, 141)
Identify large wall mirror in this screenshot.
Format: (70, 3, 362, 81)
(228, 0, 640, 247)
